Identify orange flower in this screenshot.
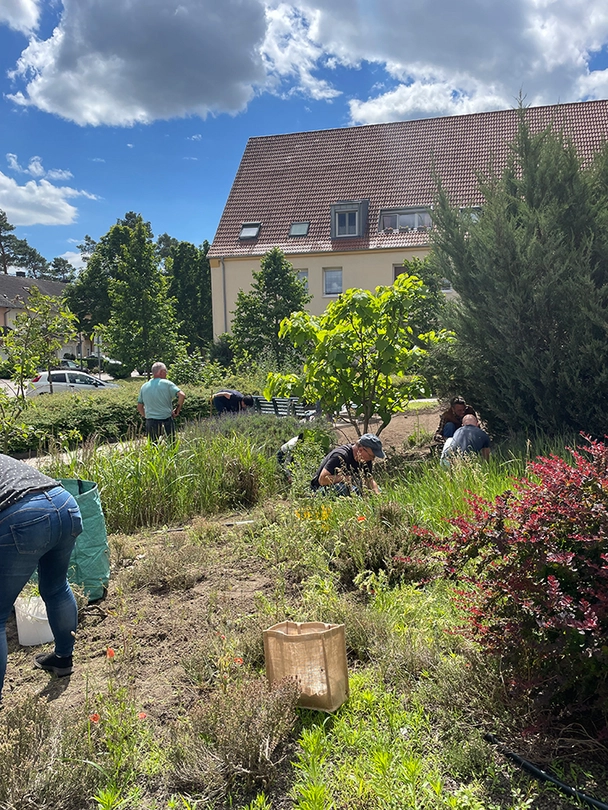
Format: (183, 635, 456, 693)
(357, 515, 366, 522)
(138, 712, 147, 720)
(233, 657, 243, 665)
(106, 648, 115, 659)
(89, 713, 100, 723)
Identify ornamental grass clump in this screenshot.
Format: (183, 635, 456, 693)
(436, 437, 608, 731)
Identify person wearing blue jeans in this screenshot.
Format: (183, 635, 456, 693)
(0, 454, 83, 700)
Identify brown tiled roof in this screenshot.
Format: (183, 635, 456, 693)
(209, 100, 608, 259)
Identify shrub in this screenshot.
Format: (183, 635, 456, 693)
(437, 437, 608, 729)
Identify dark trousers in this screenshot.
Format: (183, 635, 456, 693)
(145, 417, 175, 439)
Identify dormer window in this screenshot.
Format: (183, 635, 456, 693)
(289, 221, 310, 237)
(379, 208, 432, 233)
(239, 222, 261, 239)
(330, 200, 369, 239)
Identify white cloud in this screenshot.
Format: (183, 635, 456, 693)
(7, 0, 268, 126)
(59, 249, 86, 270)
(0, 0, 41, 33)
(6, 152, 73, 181)
(188, 134, 202, 141)
(285, 0, 608, 123)
(5, 0, 608, 126)
(0, 172, 97, 226)
(262, 3, 340, 100)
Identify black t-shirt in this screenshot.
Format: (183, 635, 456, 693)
(311, 444, 373, 490)
(0, 453, 58, 512)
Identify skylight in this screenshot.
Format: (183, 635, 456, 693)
(239, 223, 261, 239)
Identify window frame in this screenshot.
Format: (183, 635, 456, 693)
(239, 222, 261, 240)
(330, 200, 369, 239)
(378, 207, 433, 233)
(294, 269, 309, 289)
(323, 267, 343, 297)
(289, 221, 310, 237)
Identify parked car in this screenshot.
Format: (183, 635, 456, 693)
(59, 359, 80, 369)
(27, 370, 120, 397)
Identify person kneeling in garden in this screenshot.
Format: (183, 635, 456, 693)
(311, 434, 384, 496)
(441, 414, 490, 466)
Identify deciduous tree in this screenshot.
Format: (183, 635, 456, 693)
(266, 274, 443, 435)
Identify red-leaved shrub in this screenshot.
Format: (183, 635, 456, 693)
(440, 437, 608, 729)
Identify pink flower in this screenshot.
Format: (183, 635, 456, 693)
(138, 712, 147, 720)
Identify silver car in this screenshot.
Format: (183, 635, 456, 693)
(27, 370, 119, 397)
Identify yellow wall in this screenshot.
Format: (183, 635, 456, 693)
(210, 247, 431, 337)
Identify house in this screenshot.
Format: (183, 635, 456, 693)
(208, 99, 608, 338)
(0, 273, 81, 358)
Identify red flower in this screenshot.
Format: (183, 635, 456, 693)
(106, 648, 115, 659)
(138, 712, 147, 720)
(233, 657, 243, 665)
(357, 516, 366, 522)
(89, 713, 100, 723)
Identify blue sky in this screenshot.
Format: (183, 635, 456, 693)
(2, 0, 608, 270)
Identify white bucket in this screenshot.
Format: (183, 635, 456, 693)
(14, 595, 54, 646)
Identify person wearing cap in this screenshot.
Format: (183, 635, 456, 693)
(310, 434, 384, 496)
(434, 396, 477, 446)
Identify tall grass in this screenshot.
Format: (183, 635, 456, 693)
(43, 432, 279, 532)
(380, 431, 578, 533)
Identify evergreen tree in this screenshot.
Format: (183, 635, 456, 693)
(231, 247, 311, 368)
(166, 239, 213, 351)
(431, 108, 608, 436)
(104, 220, 181, 376)
(65, 213, 152, 331)
(0, 209, 48, 276)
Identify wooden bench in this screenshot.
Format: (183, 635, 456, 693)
(252, 396, 317, 421)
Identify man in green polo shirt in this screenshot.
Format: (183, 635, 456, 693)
(137, 362, 185, 439)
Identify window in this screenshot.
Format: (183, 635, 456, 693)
(69, 372, 97, 386)
(330, 200, 369, 239)
(379, 208, 432, 232)
(459, 206, 482, 222)
(295, 269, 308, 289)
(50, 372, 67, 384)
(323, 268, 342, 296)
(239, 222, 261, 239)
(290, 221, 309, 237)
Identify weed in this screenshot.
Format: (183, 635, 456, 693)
(124, 538, 208, 592)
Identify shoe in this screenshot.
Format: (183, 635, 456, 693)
(34, 652, 73, 677)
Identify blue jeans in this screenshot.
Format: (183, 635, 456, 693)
(0, 485, 83, 696)
(442, 421, 457, 438)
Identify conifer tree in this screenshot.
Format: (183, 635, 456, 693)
(231, 247, 311, 368)
(431, 109, 608, 436)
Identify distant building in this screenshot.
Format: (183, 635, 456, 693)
(0, 273, 80, 358)
(209, 99, 608, 338)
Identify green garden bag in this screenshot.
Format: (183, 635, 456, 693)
(60, 478, 110, 602)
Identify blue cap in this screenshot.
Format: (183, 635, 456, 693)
(359, 433, 385, 459)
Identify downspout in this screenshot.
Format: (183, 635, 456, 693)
(221, 257, 228, 333)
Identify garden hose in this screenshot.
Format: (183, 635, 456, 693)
(484, 733, 608, 810)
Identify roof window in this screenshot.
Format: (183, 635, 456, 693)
(379, 208, 432, 233)
(330, 200, 369, 239)
(239, 222, 261, 239)
(289, 221, 310, 237)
